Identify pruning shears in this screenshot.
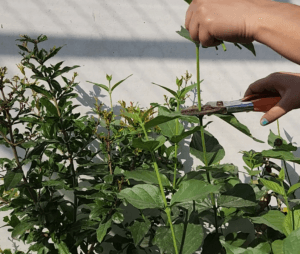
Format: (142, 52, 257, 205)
(181, 94, 281, 116)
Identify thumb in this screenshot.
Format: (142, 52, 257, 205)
(260, 94, 293, 126)
(260, 106, 286, 126)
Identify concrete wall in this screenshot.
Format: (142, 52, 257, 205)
(0, 0, 299, 252)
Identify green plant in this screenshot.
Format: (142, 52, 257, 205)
(1, 7, 300, 254)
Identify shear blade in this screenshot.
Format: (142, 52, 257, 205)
(181, 105, 226, 116)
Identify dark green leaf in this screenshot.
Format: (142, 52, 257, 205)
(250, 210, 285, 234)
(261, 149, 300, 164)
(97, 219, 112, 243)
(170, 126, 201, 143)
(158, 106, 184, 139)
(184, 0, 192, 4)
(132, 136, 166, 152)
(268, 130, 297, 151)
(52, 65, 79, 78)
(153, 223, 204, 254)
(218, 183, 257, 207)
(119, 184, 164, 209)
(171, 179, 221, 205)
(111, 74, 132, 91)
(39, 97, 58, 116)
(215, 113, 264, 143)
(190, 130, 225, 166)
(124, 170, 171, 187)
(221, 240, 271, 254)
(12, 221, 36, 238)
(53, 242, 71, 254)
(239, 42, 256, 56)
(144, 112, 198, 130)
(4, 170, 23, 191)
(129, 219, 151, 246)
(260, 178, 285, 196)
(112, 212, 124, 224)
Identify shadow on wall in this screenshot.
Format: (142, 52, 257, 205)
(0, 33, 288, 63)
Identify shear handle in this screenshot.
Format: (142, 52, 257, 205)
(242, 94, 281, 112)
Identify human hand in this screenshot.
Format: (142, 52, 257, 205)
(185, 0, 272, 47)
(243, 72, 300, 126)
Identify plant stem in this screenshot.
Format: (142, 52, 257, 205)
(277, 120, 293, 187)
(195, 45, 218, 234)
(196, 44, 201, 111)
(140, 123, 178, 254)
(281, 180, 290, 213)
(173, 100, 180, 188)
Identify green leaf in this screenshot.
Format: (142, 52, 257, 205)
(242, 150, 264, 169)
(283, 227, 300, 253)
(53, 242, 71, 254)
(170, 126, 201, 143)
(202, 164, 239, 174)
(42, 180, 67, 189)
(21, 140, 37, 149)
(260, 178, 285, 196)
(171, 179, 221, 205)
(4, 170, 23, 191)
(288, 183, 300, 196)
(29, 85, 52, 98)
(111, 74, 132, 92)
(39, 97, 58, 116)
(250, 210, 285, 234)
(176, 26, 198, 45)
(221, 240, 271, 254)
(52, 65, 79, 78)
(244, 166, 261, 176)
(152, 82, 178, 98)
(215, 113, 264, 143)
(132, 135, 166, 152)
(119, 184, 164, 209)
(87, 81, 109, 92)
(112, 212, 124, 224)
(184, 0, 192, 4)
(272, 240, 283, 254)
(124, 170, 171, 187)
(261, 149, 300, 164)
(190, 130, 225, 166)
(158, 106, 184, 139)
(144, 111, 198, 130)
(97, 219, 112, 243)
(283, 209, 300, 236)
(218, 183, 257, 208)
(152, 223, 204, 254)
(12, 221, 36, 238)
(239, 42, 256, 56)
(129, 219, 151, 246)
(179, 82, 199, 98)
(278, 168, 285, 181)
(268, 130, 297, 151)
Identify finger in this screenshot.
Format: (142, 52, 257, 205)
(188, 15, 200, 42)
(199, 28, 221, 47)
(260, 94, 294, 126)
(185, 8, 193, 31)
(243, 78, 279, 98)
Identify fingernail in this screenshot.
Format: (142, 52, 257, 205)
(260, 118, 269, 126)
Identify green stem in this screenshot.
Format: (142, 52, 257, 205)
(277, 120, 293, 188)
(196, 44, 201, 111)
(140, 123, 178, 254)
(277, 120, 281, 137)
(199, 117, 218, 234)
(280, 181, 290, 213)
(173, 100, 180, 188)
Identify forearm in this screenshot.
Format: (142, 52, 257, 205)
(253, 1, 300, 65)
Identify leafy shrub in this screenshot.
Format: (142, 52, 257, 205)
(1, 8, 300, 254)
